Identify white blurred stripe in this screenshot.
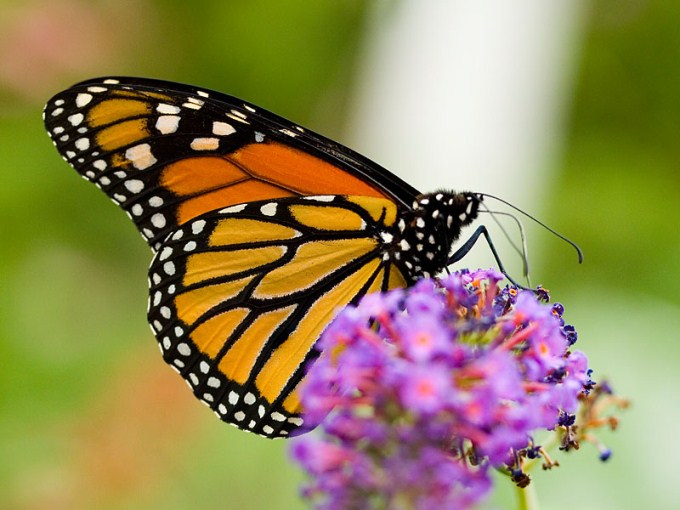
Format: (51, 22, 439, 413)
(348, 0, 586, 205)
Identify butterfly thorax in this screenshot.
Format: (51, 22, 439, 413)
(387, 191, 480, 281)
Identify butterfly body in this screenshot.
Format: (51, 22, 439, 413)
(44, 77, 480, 437)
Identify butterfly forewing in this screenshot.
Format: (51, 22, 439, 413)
(43, 77, 415, 251)
(147, 195, 408, 437)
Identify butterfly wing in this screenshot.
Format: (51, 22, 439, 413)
(43, 77, 421, 438)
(148, 194, 408, 437)
(43, 77, 419, 250)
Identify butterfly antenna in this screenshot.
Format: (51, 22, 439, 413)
(477, 207, 531, 283)
(478, 193, 584, 263)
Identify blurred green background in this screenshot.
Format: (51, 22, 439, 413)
(0, 1, 678, 509)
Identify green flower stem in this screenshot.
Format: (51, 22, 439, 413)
(516, 482, 538, 510)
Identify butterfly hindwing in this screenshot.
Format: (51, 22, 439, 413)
(43, 77, 419, 250)
(147, 195, 408, 437)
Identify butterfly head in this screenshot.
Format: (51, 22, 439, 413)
(394, 191, 481, 280)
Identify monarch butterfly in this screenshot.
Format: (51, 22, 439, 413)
(43, 77, 539, 438)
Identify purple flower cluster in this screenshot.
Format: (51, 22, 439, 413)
(290, 269, 592, 510)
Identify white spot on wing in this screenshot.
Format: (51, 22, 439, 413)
(151, 213, 166, 229)
(220, 203, 246, 214)
(157, 103, 180, 114)
(68, 113, 84, 126)
(75, 138, 90, 151)
(192, 219, 206, 234)
(75, 93, 93, 107)
(156, 115, 180, 134)
(190, 137, 219, 151)
(124, 179, 144, 193)
(260, 203, 277, 216)
(380, 232, 394, 243)
(303, 195, 335, 202)
(226, 113, 249, 124)
(126, 143, 157, 170)
(183, 98, 203, 110)
(212, 121, 235, 136)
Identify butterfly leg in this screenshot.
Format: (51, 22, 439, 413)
(447, 225, 531, 290)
